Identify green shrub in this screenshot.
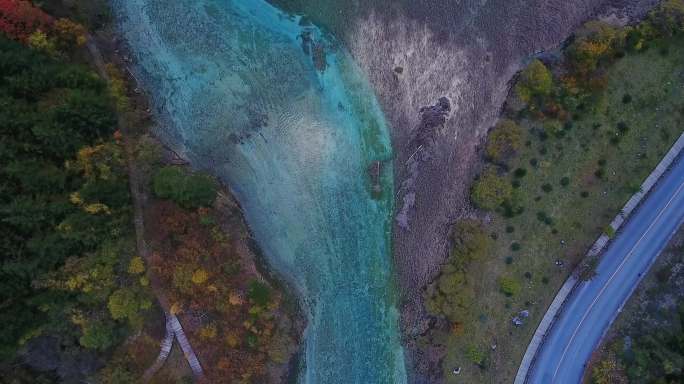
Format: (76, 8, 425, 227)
(499, 276, 522, 297)
(247, 280, 271, 307)
(152, 166, 218, 208)
(466, 345, 486, 365)
(485, 119, 524, 162)
(450, 220, 491, 263)
(471, 166, 513, 211)
(617, 121, 629, 133)
(604, 225, 616, 238)
(516, 59, 553, 105)
(543, 120, 563, 138)
(79, 320, 116, 351)
(425, 220, 489, 322)
(655, 266, 672, 283)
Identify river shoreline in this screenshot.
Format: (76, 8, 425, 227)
(108, 0, 408, 382)
(85, 25, 308, 382)
(326, 1, 659, 382)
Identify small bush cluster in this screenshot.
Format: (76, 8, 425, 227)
(425, 220, 492, 329)
(152, 166, 218, 208)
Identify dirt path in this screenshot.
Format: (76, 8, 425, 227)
(85, 37, 204, 381)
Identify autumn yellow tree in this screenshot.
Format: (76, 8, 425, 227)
(54, 18, 87, 48)
(568, 21, 625, 76)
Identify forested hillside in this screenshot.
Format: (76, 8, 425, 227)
(0, 3, 155, 381)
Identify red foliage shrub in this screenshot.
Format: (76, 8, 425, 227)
(144, 199, 291, 381)
(0, 0, 53, 41)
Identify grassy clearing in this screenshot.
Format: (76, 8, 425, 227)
(440, 31, 684, 384)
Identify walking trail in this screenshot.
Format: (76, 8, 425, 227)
(85, 37, 204, 381)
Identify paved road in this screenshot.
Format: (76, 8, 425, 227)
(528, 156, 684, 384)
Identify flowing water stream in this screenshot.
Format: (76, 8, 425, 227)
(113, 0, 406, 382)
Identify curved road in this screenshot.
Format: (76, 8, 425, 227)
(528, 156, 684, 384)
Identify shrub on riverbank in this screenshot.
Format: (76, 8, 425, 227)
(515, 59, 553, 106)
(425, 219, 491, 328)
(152, 166, 218, 208)
(144, 192, 298, 382)
(471, 166, 513, 210)
(485, 119, 524, 163)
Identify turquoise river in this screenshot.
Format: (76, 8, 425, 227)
(113, 0, 407, 382)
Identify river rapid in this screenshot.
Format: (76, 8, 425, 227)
(112, 0, 406, 383)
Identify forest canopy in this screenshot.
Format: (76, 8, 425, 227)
(0, 36, 152, 381)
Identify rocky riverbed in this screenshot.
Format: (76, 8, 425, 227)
(271, 0, 659, 381)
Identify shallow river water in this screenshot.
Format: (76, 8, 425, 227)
(113, 0, 406, 382)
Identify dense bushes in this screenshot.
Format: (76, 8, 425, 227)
(152, 166, 218, 208)
(649, 0, 684, 36)
(0, 0, 53, 42)
(593, 304, 684, 383)
(515, 59, 553, 105)
(471, 166, 513, 210)
(0, 35, 152, 379)
(485, 119, 523, 162)
(0, 0, 87, 53)
(425, 220, 491, 328)
(145, 198, 296, 381)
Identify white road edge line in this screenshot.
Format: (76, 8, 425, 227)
(551, 178, 684, 381)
